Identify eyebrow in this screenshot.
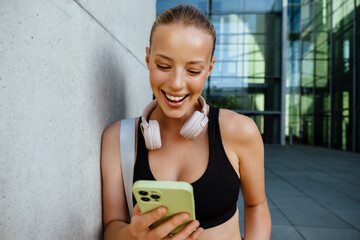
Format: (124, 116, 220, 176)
(155, 53, 206, 65)
(155, 54, 173, 61)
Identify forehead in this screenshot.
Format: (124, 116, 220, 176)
(150, 24, 213, 61)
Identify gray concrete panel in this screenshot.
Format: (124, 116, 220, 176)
(75, 0, 156, 63)
(0, 0, 153, 239)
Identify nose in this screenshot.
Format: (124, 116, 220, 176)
(168, 69, 185, 91)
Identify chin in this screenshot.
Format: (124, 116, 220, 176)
(154, 91, 201, 119)
(162, 107, 188, 119)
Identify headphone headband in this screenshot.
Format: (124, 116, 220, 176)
(141, 99, 157, 128)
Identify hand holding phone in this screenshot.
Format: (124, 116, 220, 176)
(133, 180, 196, 234)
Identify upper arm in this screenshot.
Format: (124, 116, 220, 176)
(220, 110, 266, 207)
(237, 118, 266, 207)
(101, 121, 130, 227)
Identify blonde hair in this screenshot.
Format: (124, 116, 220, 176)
(149, 4, 216, 59)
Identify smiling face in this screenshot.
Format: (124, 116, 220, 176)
(146, 23, 216, 120)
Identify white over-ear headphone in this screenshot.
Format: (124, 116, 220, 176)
(140, 96, 209, 150)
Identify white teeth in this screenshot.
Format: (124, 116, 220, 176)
(165, 93, 186, 102)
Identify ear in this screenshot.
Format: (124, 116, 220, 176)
(145, 47, 150, 70)
(207, 57, 216, 78)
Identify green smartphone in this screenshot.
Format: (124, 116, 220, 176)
(133, 180, 196, 234)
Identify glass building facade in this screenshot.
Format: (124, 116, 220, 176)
(156, 0, 360, 152)
(287, 0, 360, 152)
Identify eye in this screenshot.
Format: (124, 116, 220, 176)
(187, 70, 201, 75)
(156, 64, 170, 70)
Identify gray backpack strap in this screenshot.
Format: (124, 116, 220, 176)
(120, 118, 136, 217)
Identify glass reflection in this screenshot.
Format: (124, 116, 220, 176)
(156, 0, 359, 149)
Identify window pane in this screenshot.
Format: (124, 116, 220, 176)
(263, 114, 281, 143)
(288, 5, 301, 32)
(212, 0, 245, 14)
(301, 115, 313, 144)
(314, 113, 330, 147)
(287, 60, 301, 87)
(301, 59, 314, 87)
(301, 31, 314, 58)
(332, 109, 353, 150)
(332, 0, 354, 32)
(301, 3, 314, 31)
(316, 31, 329, 47)
(245, 0, 282, 12)
(315, 0, 331, 32)
(286, 93, 300, 140)
(301, 93, 314, 115)
(333, 30, 352, 75)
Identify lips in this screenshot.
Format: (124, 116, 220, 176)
(162, 90, 189, 103)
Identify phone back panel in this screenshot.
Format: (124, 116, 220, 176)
(133, 180, 196, 234)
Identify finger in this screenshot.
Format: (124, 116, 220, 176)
(149, 212, 190, 239)
(170, 220, 200, 240)
(133, 206, 167, 231)
(188, 227, 204, 240)
(132, 204, 142, 216)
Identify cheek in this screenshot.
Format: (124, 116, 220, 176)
(189, 75, 207, 92)
(149, 69, 166, 87)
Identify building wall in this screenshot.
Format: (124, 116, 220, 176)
(0, 0, 155, 239)
(286, 0, 360, 152)
(157, 0, 283, 144)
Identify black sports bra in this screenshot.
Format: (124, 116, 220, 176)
(133, 106, 240, 229)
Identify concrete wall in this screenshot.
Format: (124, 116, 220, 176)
(0, 0, 155, 239)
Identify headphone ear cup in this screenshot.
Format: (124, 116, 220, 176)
(180, 111, 209, 139)
(142, 120, 162, 150)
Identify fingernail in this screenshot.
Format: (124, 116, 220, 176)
(183, 213, 190, 220)
(193, 220, 200, 228)
(158, 207, 166, 214)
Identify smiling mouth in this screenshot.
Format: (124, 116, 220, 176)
(162, 90, 189, 103)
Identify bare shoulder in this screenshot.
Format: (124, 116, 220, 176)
(218, 108, 262, 146)
(101, 121, 121, 165)
(102, 121, 121, 143)
(101, 118, 140, 165)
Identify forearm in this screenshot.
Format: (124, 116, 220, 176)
(104, 220, 133, 240)
(243, 200, 271, 240)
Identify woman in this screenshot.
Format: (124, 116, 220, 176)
(101, 4, 271, 240)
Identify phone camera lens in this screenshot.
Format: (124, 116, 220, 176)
(141, 197, 150, 202)
(139, 191, 148, 196)
(150, 194, 160, 200)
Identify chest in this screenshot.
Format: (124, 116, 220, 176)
(148, 131, 209, 183)
(133, 110, 241, 228)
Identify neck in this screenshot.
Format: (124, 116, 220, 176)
(151, 103, 202, 136)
